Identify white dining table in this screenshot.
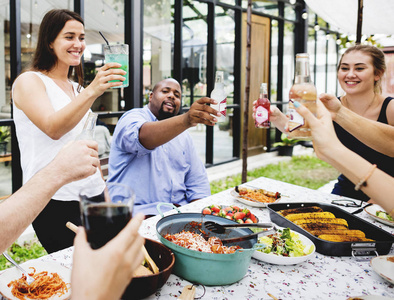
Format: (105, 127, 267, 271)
(3, 177, 393, 300)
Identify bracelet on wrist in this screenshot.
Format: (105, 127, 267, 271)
(354, 164, 377, 191)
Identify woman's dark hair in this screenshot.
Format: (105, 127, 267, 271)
(337, 45, 386, 94)
(31, 9, 85, 90)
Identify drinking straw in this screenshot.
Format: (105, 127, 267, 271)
(99, 31, 110, 48)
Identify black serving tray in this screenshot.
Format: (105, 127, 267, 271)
(267, 202, 394, 257)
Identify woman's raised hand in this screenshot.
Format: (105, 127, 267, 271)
(86, 62, 127, 98)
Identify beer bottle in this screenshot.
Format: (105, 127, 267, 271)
(76, 112, 98, 140)
(254, 83, 270, 128)
(210, 71, 227, 123)
(287, 53, 317, 140)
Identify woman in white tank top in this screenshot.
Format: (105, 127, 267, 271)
(12, 9, 126, 253)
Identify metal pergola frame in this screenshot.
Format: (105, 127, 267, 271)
(1, 0, 339, 193)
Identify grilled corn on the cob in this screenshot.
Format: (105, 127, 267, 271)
(318, 234, 374, 242)
(293, 218, 348, 227)
(309, 229, 365, 238)
(299, 223, 348, 231)
(286, 212, 335, 222)
(278, 206, 323, 217)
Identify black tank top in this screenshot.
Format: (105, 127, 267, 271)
(332, 97, 394, 201)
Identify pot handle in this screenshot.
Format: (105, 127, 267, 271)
(235, 243, 266, 253)
(156, 203, 182, 217)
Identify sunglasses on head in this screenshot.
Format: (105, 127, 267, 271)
(331, 199, 363, 208)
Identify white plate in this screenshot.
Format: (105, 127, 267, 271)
(0, 260, 71, 300)
(370, 255, 394, 285)
(252, 228, 315, 265)
(364, 204, 394, 227)
(230, 189, 280, 208)
(347, 296, 394, 300)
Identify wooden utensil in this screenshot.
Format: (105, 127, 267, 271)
(66, 222, 159, 274)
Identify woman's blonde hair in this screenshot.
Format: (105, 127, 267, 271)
(337, 45, 386, 94)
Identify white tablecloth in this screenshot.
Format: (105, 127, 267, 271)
(5, 177, 394, 299)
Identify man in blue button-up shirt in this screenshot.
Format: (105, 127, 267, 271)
(108, 78, 221, 216)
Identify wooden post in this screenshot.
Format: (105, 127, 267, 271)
(242, 0, 252, 183)
(356, 0, 363, 44)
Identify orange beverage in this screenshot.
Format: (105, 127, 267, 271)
(287, 53, 316, 140)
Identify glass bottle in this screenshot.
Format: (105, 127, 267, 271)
(287, 53, 317, 140)
(254, 83, 270, 128)
(210, 71, 227, 123)
(75, 112, 98, 140)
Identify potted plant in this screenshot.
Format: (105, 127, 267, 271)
(0, 126, 11, 156)
(272, 133, 300, 156)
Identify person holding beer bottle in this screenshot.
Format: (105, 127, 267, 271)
(320, 45, 394, 201)
(266, 46, 394, 202)
(108, 78, 219, 217)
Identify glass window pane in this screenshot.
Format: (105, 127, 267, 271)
(0, 125, 12, 198)
(220, 0, 236, 5)
(20, 0, 73, 72)
(308, 11, 317, 26)
(308, 27, 316, 84)
(85, 0, 124, 117)
(183, 2, 208, 164)
(283, 22, 295, 108)
(327, 33, 338, 94)
(250, 1, 278, 17)
(270, 19, 278, 103)
(213, 6, 235, 164)
(284, 4, 295, 21)
(142, 0, 173, 103)
(0, 1, 10, 121)
(315, 30, 326, 95)
(182, 2, 207, 108)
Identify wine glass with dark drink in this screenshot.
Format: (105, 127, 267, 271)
(79, 183, 135, 249)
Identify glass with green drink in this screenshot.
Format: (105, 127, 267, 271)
(104, 44, 129, 88)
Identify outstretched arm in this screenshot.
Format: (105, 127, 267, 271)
(12, 64, 125, 140)
(294, 99, 394, 215)
(139, 97, 220, 149)
(319, 93, 394, 157)
(0, 140, 99, 252)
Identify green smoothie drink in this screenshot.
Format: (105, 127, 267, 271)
(104, 44, 129, 88)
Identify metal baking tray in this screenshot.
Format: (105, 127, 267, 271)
(267, 202, 394, 257)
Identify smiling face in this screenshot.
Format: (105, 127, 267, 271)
(337, 50, 380, 96)
(148, 79, 182, 120)
(50, 20, 85, 68)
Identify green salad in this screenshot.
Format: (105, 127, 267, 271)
(376, 210, 393, 221)
(256, 228, 314, 257)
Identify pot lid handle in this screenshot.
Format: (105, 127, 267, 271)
(156, 202, 182, 217)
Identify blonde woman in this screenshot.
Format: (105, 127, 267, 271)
(320, 45, 394, 201)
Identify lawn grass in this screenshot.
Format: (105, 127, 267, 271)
(210, 155, 340, 194)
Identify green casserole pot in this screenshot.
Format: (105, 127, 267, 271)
(156, 203, 264, 286)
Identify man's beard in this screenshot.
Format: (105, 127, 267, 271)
(157, 102, 176, 120)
